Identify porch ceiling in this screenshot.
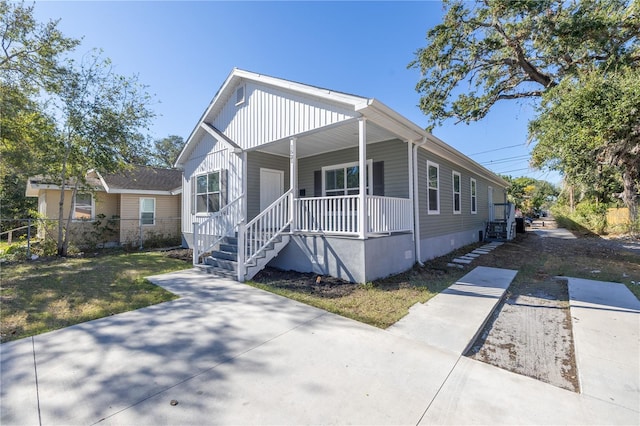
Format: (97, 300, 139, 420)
(251, 120, 403, 159)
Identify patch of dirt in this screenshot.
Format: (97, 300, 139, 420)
(466, 277, 579, 392)
(252, 268, 358, 298)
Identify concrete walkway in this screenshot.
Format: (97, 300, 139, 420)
(1, 268, 638, 425)
(387, 266, 517, 354)
(567, 277, 640, 412)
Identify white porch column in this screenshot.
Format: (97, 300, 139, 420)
(358, 118, 367, 239)
(290, 137, 297, 231)
(237, 150, 248, 282)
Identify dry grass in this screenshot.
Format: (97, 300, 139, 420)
(249, 227, 640, 329)
(0, 252, 189, 342)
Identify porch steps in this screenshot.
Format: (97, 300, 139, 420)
(200, 234, 291, 281)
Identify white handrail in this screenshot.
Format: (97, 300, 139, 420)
(367, 195, 413, 233)
(192, 195, 243, 265)
(294, 195, 412, 235)
(244, 189, 292, 266)
(295, 195, 360, 234)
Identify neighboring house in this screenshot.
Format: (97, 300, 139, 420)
(26, 165, 182, 247)
(175, 68, 513, 283)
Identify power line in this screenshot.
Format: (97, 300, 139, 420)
(492, 167, 533, 174)
(481, 155, 530, 165)
(467, 143, 525, 156)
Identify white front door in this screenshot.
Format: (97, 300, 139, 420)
(260, 168, 284, 211)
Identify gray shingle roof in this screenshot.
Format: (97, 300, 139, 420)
(101, 165, 182, 192)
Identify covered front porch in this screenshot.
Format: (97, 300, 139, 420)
(194, 108, 426, 282)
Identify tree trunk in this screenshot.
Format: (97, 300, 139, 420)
(56, 145, 71, 256)
(60, 183, 79, 256)
(56, 180, 67, 256)
(621, 167, 638, 226)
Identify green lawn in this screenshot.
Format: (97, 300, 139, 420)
(0, 252, 190, 342)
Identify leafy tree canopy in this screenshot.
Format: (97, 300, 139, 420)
(150, 135, 184, 168)
(529, 66, 640, 222)
(410, 0, 639, 129)
(0, 0, 80, 90)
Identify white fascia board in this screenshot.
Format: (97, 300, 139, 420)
(94, 170, 111, 193)
(356, 99, 425, 142)
(421, 135, 510, 188)
(107, 189, 177, 196)
(238, 69, 366, 106)
(200, 122, 242, 151)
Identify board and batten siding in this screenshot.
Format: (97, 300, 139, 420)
(246, 151, 290, 221)
(212, 82, 358, 150)
(181, 132, 243, 234)
(417, 148, 493, 239)
(297, 139, 410, 199)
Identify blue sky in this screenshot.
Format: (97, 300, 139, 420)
(34, 1, 559, 184)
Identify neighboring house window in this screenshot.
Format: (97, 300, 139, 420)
(452, 171, 461, 214)
(195, 171, 220, 213)
(470, 178, 477, 214)
(140, 198, 155, 225)
(427, 161, 439, 214)
(322, 160, 372, 196)
(73, 193, 94, 221)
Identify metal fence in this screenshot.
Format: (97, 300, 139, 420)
(0, 217, 182, 257)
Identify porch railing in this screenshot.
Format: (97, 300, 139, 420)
(243, 189, 292, 267)
(295, 195, 360, 234)
(367, 196, 413, 233)
(294, 195, 412, 235)
(192, 195, 243, 265)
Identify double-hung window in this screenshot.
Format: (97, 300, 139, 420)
(470, 178, 477, 214)
(195, 171, 220, 213)
(452, 171, 461, 214)
(427, 161, 440, 214)
(73, 193, 94, 221)
(140, 198, 155, 225)
(322, 161, 372, 196)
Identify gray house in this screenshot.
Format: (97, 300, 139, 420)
(175, 68, 512, 283)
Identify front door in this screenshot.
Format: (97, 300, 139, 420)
(260, 168, 284, 211)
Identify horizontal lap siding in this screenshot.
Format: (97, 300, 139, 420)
(120, 194, 180, 244)
(247, 151, 290, 221)
(297, 139, 409, 198)
(213, 82, 357, 150)
(418, 149, 489, 238)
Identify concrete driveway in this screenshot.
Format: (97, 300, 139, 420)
(1, 268, 638, 425)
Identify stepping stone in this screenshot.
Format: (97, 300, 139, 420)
(472, 250, 490, 255)
(453, 258, 472, 264)
(465, 253, 480, 258)
(447, 263, 465, 269)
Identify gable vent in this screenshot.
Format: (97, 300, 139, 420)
(235, 85, 245, 106)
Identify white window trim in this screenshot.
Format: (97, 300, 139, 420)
(321, 160, 373, 196)
(194, 170, 221, 216)
(452, 171, 461, 214)
(72, 192, 95, 222)
(140, 197, 156, 226)
(235, 85, 245, 106)
(470, 177, 478, 214)
(427, 160, 440, 215)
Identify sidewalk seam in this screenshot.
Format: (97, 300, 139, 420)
(31, 336, 42, 426)
(415, 355, 462, 426)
